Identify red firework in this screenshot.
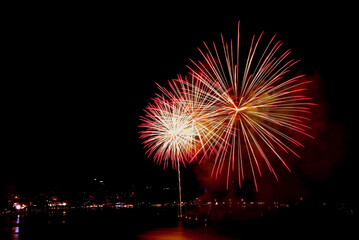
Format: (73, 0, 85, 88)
(139, 21, 316, 191)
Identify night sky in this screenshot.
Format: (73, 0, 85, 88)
(2, 5, 357, 205)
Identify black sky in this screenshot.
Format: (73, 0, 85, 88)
(2, 5, 358, 203)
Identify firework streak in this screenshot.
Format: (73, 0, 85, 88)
(139, 22, 316, 191)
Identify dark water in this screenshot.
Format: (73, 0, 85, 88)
(1, 207, 357, 240)
(0, 208, 240, 240)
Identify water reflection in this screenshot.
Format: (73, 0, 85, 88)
(138, 221, 239, 240)
(11, 214, 21, 240)
(2, 209, 242, 239)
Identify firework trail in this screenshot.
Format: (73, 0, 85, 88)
(139, 77, 224, 216)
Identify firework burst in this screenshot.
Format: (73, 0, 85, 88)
(139, 76, 222, 217)
(186, 22, 316, 190)
(139, 21, 316, 191)
(139, 96, 196, 168)
(139, 75, 221, 168)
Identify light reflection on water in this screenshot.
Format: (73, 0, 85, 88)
(2, 209, 242, 239)
(11, 214, 21, 240)
(138, 221, 240, 240)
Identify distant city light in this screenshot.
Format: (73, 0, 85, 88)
(13, 202, 26, 211)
